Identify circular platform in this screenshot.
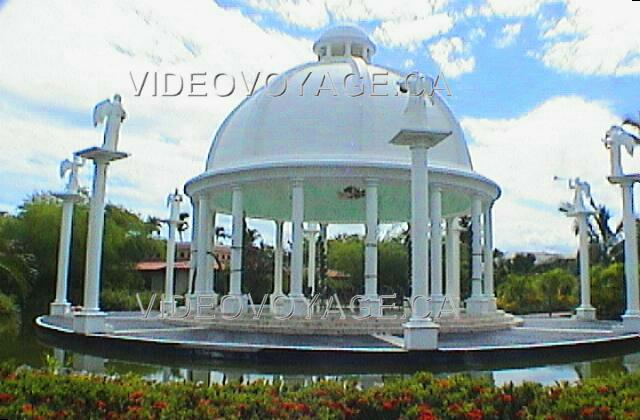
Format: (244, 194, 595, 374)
(36, 312, 640, 372)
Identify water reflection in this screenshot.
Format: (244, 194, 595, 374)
(48, 347, 640, 388)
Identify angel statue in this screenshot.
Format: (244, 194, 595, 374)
(59, 156, 85, 194)
(93, 94, 127, 151)
(603, 125, 640, 177)
(569, 177, 592, 213)
(397, 73, 434, 129)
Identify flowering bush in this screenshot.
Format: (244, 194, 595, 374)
(0, 363, 638, 419)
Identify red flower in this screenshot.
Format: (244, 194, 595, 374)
(0, 393, 13, 404)
(597, 386, 609, 395)
(466, 408, 484, 420)
(580, 406, 596, 417)
(129, 391, 144, 401)
(22, 403, 34, 414)
(418, 404, 435, 420)
(448, 403, 462, 412)
(198, 398, 211, 406)
(152, 400, 168, 410)
(499, 394, 513, 403)
(382, 400, 395, 410)
(96, 400, 107, 410)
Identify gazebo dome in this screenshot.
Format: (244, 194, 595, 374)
(189, 26, 498, 224)
(206, 27, 472, 174)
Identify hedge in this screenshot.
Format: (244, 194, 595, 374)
(0, 362, 638, 419)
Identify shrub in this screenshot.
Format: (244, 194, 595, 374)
(0, 365, 639, 418)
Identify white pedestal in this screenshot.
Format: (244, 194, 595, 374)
(486, 296, 498, 312)
(73, 311, 107, 334)
(575, 306, 597, 321)
(220, 294, 247, 316)
(49, 302, 71, 316)
(622, 313, 640, 333)
(465, 297, 489, 315)
(429, 294, 446, 318)
(403, 319, 439, 350)
(186, 293, 219, 316)
(72, 354, 105, 373)
(284, 295, 309, 317)
(269, 293, 286, 314)
(359, 296, 382, 318)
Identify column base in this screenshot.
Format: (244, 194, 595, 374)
(486, 296, 498, 312)
(220, 294, 247, 315)
(465, 296, 490, 315)
(360, 295, 382, 318)
(403, 319, 439, 350)
(286, 295, 309, 317)
(49, 302, 71, 316)
(186, 293, 219, 316)
(575, 306, 597, 321)
(270, 293, 286, 314)
(429, 295, 446, 318)
(622, 313, 640, 333)
(73, 311, 107, 334)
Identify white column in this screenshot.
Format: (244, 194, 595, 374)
(270, 221, 284, 311)
(306, 224, 318, 296)
(204, 210, 217, 295)
(402, 145, 438, 350)
(411, 146, 429, 319)
(188, 198, 199, 294)
(50, 196, 78, 315)
(222, 185, 245, 314)
(430, 187, 444, 314)
(466, 195, 488, 314)
(362, 179, 381, 316)
(621, 181, 640, 329)
(483, 203, 497, 312)
(74, 147, 127, 334)
(289, 179, 307, 316)
(162, 192, 181, 313)
(82, 160, 109, 313)
(445, 217, 461, 313)
(575, 212, 596, 320)
(194, 196, 210, 296)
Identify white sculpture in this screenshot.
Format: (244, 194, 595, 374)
(398, 73, 433, 129)
(603, 125, 640, 177)
(569, 177, 592, 213)
(59, 156, 84, 194)
(559, 177, 596, 320)
(93, 94, 127, 151)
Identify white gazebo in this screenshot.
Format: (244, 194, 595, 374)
(184, 26, 503, 349)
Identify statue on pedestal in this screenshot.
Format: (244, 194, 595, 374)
(93, 94, 127, 151)
(603, 126, 640, 177)
(59, 156, 85, 195)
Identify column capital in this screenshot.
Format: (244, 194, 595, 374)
(231, 183, 243, 192)
(291, 178, 304, 187)
(364, 177, 379, 186)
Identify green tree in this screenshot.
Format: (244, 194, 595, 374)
(591, 263, 625, 319)
(536, 268, 577, 316)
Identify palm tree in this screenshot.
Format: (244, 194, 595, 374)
(0, 238, 36, 303)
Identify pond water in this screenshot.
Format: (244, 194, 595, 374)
(4, 319, 640, 388)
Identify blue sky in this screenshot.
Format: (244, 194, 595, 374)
(0, 0, 639, 254)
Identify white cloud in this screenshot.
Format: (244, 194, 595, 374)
(427, 37, 475, 78)
(372, 13, 454, 50)
(248, 0, 456, 50)
(468, 27, 487, 42)
(463, 96, 636, 253)
(248, 0, 450, 29)
(480, 0, 557, 18)
(0, 0, 313, 219)
(495, 22, 522, 48)
(403, 59, 415, 69)
(539, 0, 640, 76)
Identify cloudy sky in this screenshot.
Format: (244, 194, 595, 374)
(0, 0, 639, 254)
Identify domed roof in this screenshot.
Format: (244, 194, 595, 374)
(206, 27, 473, 174)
